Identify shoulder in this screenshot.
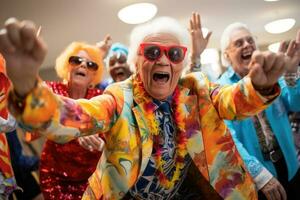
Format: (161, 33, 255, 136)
(45, 81, 68, 95)
(180, 72, 211, 88)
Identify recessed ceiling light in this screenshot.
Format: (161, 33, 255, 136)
(268, 42, 280, 52)
(264, 18, 296, 34)
(118, 3, 157, 24)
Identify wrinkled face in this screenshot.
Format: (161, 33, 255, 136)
(225, 28, 256, 77)
(69, 50, 97, 87)
(136, 33, 185, 100)
(108, 53, 131, 82)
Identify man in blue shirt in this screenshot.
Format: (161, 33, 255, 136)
(217, 23, 300, 200)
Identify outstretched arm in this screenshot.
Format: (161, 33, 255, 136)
(0, 18, 47, 97)
(0, 18, 118, 143)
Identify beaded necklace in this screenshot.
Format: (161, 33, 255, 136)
(133, 74, 188, 189)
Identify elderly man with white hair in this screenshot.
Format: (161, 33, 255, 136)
(217, 22, 300, 200)
(0, 12, 295, 199)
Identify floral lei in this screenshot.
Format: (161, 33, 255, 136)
(132, 74, 188, 189)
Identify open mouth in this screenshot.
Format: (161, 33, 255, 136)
(0, 92, 5, 102)
(241, 51, 252, 60)
(153, 72, 170, 83)
(75, 72, 86, 77)
(116, 71, 125, 77)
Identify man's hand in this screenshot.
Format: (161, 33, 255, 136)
(261, 177, 287, 200)
(189, 12, 212, 62)
(248, 51, 285, 90)
(96, 34, 112, 59)
(78, 135, 105, 152)
(279, 29, 300, 73)
(0, 18, 47, 96)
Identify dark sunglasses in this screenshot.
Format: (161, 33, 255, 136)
(109, 53, 127, 67)
(68, 56, 99, 71)
(139, 43, 187, 64)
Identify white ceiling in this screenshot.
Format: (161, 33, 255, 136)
(1, 0, 300, 70)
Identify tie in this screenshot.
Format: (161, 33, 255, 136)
(253, 111, 279, 152)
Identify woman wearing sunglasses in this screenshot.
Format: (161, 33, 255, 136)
(37, 42, 105, 200)
(0, 12, 290, 200)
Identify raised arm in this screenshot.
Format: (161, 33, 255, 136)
(210, 50, 287, 120)
(0, 18, 118, 143)
(188, 12, 212, 72)
(0, 18, 47, 97)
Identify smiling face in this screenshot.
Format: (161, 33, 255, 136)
(108, 53, 131, 82)
(69, 50, 97, 88)
(136, 33, 184, 100)
(225, 28, 256, 77)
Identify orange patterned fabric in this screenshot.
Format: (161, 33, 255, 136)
(9, 72, 280, 200)
(0, 53, 17, 196)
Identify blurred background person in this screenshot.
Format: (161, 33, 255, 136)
(97, 42, 132, 90)
(217, 23, 300, 200)
(39, 41, 105, 200)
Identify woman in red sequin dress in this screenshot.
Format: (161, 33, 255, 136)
(39, 42, 105, 200)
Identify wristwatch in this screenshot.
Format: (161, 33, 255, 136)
(284, 66, 300, 87)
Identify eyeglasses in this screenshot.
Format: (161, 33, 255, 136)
(139, 43, 187, 64)
(68, 56, 99, 71)
(109, 53, 127, 67)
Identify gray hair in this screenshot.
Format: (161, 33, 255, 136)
(220, 22, 256, 67)
(127, 17, 190, 72)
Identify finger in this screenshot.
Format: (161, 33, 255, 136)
(78, 137, 89, 147)
(263, 51, 276, 72)
(20, 20, 37, 52)
(205, 31, 212, 41)
(104, 34, 111, 43)
(189, 19, 193, 32)
(264, 191, 272, 200)
(190, 13, 195, 30)
(91, 135, 105, 151)
(251, 50, 264, 69)
(86, 136, 100, 150)
(31, 34, 47, 61)
(278, 41, 288, 53)
(272, 188, 281, 200)
(278, 184, 287, 200)
(5, 18, 22, 48)
(98, 139, 104, 151)
(89, 135, 103, 146)
(269, 52, 285, 77)
(196, 13, 201, 29)
(286, 40, 296, 57)
(296, 29, 300, 43)
(0, 28, 16, 53)
(267, 190, 276, 200)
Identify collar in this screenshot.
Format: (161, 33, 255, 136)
(226, 66, 242, 82)
(153, 97, 173, 113)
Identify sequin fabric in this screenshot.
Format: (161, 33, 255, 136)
(39, 82, 102, 200)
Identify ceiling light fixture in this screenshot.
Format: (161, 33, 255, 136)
(268, 42, 280, 52)
(118, 3, 157, 24)
(264, 18, 296, 34)
(264, 0, 280, 2)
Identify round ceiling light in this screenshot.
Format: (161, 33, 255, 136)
(264, 18, 296, 34)
(118, 3, 157, 24)
(268, 42, 280, 52)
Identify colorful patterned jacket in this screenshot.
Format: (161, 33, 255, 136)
(9, 72, 280, 200)
(0, 54, 18, 197)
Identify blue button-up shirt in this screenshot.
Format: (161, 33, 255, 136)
(217, 67, 300, 182)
